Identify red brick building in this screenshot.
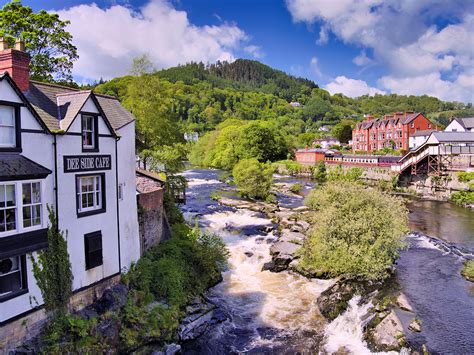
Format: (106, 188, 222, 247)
(352, 112, 435, 152)
(295, 148, 340, 165)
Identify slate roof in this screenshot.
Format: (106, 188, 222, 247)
(431, 131, 474, 142)
(136, 169, 165, 194)
(411, 129, 436, 137)
(0, 153, 52, 181)
(462, 117, 474, 129)
(25, 80, 135, 133)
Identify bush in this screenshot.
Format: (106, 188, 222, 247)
(461, 260, 474, 282)
(327, 165, 363, 182)
(232, 158, 273, 199)
(457, 171, 474, 183)
(451, 191, 474, 206)
(272, 160, 306, 176)
(289, 183, 303, 194)
(300, 183, 408, 281)
(312, 161, 327, 182)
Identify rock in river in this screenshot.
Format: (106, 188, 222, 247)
(369, 310, 405, 351)
(268, 241, 300, 272)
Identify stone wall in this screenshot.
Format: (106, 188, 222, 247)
(0, 274, 121, 352)
(137, 188, 171, 255)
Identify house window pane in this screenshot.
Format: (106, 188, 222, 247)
(22, 182, 42, 228)
(0, 106, 15, 148)
(82, 115, 95, 149)
(0, 184, 16, 233)
(77, 175, 103, 213)
(0, 256, 25, 298)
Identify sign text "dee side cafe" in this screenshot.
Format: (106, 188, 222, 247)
(63, 155, 112, 173)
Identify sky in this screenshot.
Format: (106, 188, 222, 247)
(24, 0, 474, 103)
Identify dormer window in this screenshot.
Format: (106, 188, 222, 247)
(0, 104, 20, 151)
(82, 114, 98, 152)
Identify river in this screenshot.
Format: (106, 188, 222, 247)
(179, 168, 474, 354)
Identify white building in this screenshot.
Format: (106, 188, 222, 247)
(444, 117, 474, 132)
(409, 129, 436, 150)
(0, 42, 139, 325)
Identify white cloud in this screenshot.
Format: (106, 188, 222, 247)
(353, 51, 373, 66)
(244, 45, 265, 59)
(286, 0, 474, 103)
(325, 76, 385, 97)
(316, 25, 329, 45)
(310, 56, 322, 77)
(56, 0, 253, 80)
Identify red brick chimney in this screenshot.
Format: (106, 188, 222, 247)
(0, 38, 30, 93)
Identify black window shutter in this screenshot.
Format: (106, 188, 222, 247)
(84, 231, 103, 270)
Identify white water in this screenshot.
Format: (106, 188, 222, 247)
(201, 209, 335, 350)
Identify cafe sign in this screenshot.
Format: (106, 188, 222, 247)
(63, 155, 112, 173)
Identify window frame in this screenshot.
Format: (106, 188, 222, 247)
(81, 113, 99, 152)
(0, 183, 17, 235)
(76, 173, 106, 218)
(0, 255, 28, 302)
(84, 231, 103, 270)
(22, 181, 43, 230)
(0, 101, 22, 152)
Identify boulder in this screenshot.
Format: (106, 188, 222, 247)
(270, 241, 300, 256)
(293, 206, 309, 212)
(370, 311, 405, 351)
(261, 261, 275, 271)
(279, 230, 306, 245)
(164, 343, 181, 355)
(93, 283, 128, 314)
(178, 300, 228, 341)
(408, 318, 422, 333)
(396, 293, 413, 312)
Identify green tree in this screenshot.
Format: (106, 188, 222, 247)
(31, 206, 73, 315)
(301, 183, 408, 280)
(331, 120, 355, 143)
(130, 54, 155, 76)
(0, 0, 78, 82)
(312, 161, 327, 182)
(232, 158, 273, 199)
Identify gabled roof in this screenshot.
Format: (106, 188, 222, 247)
(411, 129, 436, 137)
(430, 131, 474, 143)
(25, 80, 135, 134)
(462, 117, 474, 129)
(400, 112, 421, 124)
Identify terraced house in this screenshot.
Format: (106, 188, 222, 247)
(0, 40, 140, 338)
(353, 111, 435, 152)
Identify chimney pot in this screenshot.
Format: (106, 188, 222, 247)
(14, 39, 25, 51)
(0, 38, 8, 51)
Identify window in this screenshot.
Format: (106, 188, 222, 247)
(82, 115, 98, 151)
(410, 123, 415, 128)
(76, 174, 105, 217)
(0, 184, 16, 232)
(84, 232, 102, 270)
(0, 105, 16, 148)
(22, 182, 42, 228)
(428, 124, 432, 129)
(0, 256, 27, 301)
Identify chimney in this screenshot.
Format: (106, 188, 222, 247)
(366, 114, 374, 121)
(0, 38, 30, 92)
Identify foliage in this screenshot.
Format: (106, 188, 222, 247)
(450, 191, 474, 206)
(327, 165, 363, 182)
(301, 183, 408, 280)
(163, 176, 186, 225)
(232, 158, 273, 199)
(0, 0, 78, 82)
(331, 120, 356, 143)
(272, 160, 307, 176)
(461, 260, 474, 282)
(189, 119, 290, 170)
(312, 161, 327, 182)
(289, 183, 303, 194)
(31, 206, 73, 315)
(457, 171, 474, 183)
(41, 313, 107, 353)
(124, 224, 228, 307)
(130, 54, 155, 76)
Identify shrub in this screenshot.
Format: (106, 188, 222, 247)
(457, 171, 474, 183)
(312, 161, 327, 182)
(272, 160, 306, 176)
(289, 183, 303, 194)
(451, 191, 474, 206)
(300, 183, 408, 281)
(461, 260, 474, 282)
(232, 158, 273, 199)
(327, 165, 363, 182)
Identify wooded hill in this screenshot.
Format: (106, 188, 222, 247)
(95, 59, 473, 138)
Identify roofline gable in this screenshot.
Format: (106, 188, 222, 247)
(0, 73, 50, 133)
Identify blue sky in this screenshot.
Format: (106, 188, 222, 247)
(24, 0, 474, 102)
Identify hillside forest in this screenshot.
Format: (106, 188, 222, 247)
(95, 58, 474, 170)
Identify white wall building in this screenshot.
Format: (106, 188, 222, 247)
(0, 43, 140, 325)
(409, 129, 436, 150)
(444, 117, 474, 132)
